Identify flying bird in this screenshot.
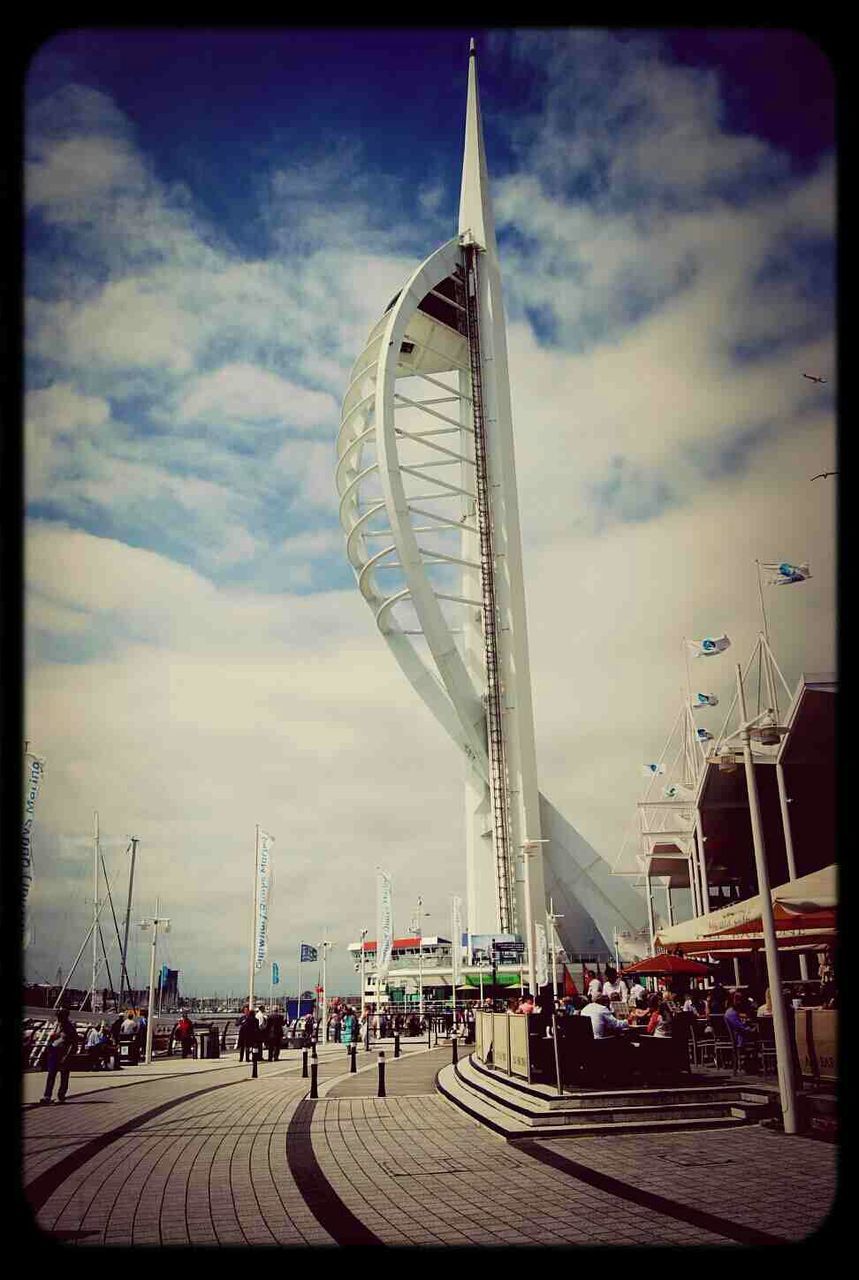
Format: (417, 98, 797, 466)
(802, 373, 827, 384)
(810, 471, 837, 481)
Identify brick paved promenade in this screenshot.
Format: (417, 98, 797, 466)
(22, 1042, 837, 1247)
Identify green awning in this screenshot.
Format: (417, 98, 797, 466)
(464, 973, 522, 988)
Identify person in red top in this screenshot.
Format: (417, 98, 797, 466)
(172, 1012, 195, 1058)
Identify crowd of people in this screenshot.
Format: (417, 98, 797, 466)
(475, 957, 837, 1060)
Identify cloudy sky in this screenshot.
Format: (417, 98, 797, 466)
(24, 28, 836, 997)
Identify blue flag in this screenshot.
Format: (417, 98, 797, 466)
(300, 943, 318, 963)
(271, 961, 280, 985)
(761, 561, 811, 586)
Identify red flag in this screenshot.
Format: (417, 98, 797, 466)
(563, 965, 579, 997)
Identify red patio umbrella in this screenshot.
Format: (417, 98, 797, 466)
(620, 954, 718, 978)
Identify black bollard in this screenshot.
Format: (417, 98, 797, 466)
(393, 1032, 400, 1059)
(377, 1051, 386, 1098)
(251, 1050, 259, 1079)
(350, 1044, 357, 1073)
(301, 1049, 308, 1078)
(311, 1037, 317, 1060)
(310, 1060, 318, 1099)
(451, 1036, 458, 1065)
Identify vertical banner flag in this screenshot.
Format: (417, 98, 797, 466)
(300, 943, 318, 963)
(692, 692, 719, 709)
(272, 961, 280, 986)
(687, 634, 731, 658)
(761, 561, 811, 585)
(450, 896, 462, 990)
(534, 922, 549, 990)
(22, 752, 45, 949)
(376, 867, 393, 983)
(254, 829, 275, 972)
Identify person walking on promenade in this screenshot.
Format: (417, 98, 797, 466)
(39, 1009, 79, 1104)
(341, 1007, 357, 1045)
(266, 1008, 285, 1061)
(134, 1009, 147, 1058)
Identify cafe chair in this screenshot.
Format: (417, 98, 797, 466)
(756, 1018, 778, 1075)
(724, 1020, 760, 1075)
(703, 1014, 735, 1070)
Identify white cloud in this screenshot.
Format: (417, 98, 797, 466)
(179, 363, 337, 431)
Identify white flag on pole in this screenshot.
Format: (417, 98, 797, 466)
(22, 752, 46, 950)
(691, 691, 719, 709)
(376, 867, 393, 983)
(696, 727, 714, 742)
(450, 896, 462, 990)
(254, 829, 275, 972)
(534, 922, 549, 990)
(641, 762, 666, 778)
(687, 634, 731, 658)
(761, 561, 811, 585)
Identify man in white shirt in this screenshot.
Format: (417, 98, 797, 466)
(580, 995, 627, 1038)
(602, 978, 616, 998)
(617, 978, 629, 1004)
(587, 975, 602, 1000)
(629, 981, 646, 1006)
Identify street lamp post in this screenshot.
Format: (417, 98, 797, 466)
(139, 899, 170, 1065)
(359, 928, 367, 1022)
(546, 898, 564, 999)
(735, 664, 798, 1134)
(412, 897, 430, 1019)
(321, 939, 332, 1042)
(520, 839, 548, 998)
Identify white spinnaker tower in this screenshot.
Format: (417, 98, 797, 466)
(336, 45, 645, 972)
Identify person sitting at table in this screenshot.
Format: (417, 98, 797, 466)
(757, 988, 773, 1017)
(644, 994, 673, 1038)
(724, 991, 759, 1054)
(587, 973, 602, 1001)
(580, 993, 627, 1038)
(705, 983, 727, 1019)
(628, 980, 646, 1006)
(517, 992, 535, 1015)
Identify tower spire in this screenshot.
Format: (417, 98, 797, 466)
(458, 39, 497, 255)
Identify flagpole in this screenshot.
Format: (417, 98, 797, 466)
(321, 935, 328, 1043)
(248, 825, 259, 1008)
(755, 560, 770, 645)
(296, 951, 302, 1023)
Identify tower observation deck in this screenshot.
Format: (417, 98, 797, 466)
(336, 43, 645, 979)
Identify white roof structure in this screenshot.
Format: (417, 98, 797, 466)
(335, 43, 645, 968)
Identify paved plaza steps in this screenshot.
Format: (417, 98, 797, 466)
(437, 1052, 775, 1139)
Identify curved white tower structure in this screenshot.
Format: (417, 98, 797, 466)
(336, 44, 645, 979)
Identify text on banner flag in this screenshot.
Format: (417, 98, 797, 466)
(254, 829, 275, 972)
(376, 867, 394, 983)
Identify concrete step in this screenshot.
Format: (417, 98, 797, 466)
(437, 1063, 756, 1139)
(463, 1052, 770, 1114)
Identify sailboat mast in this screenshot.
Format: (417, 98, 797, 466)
(92, 811, 99, 1010)
(120, 837, 139, 1004)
